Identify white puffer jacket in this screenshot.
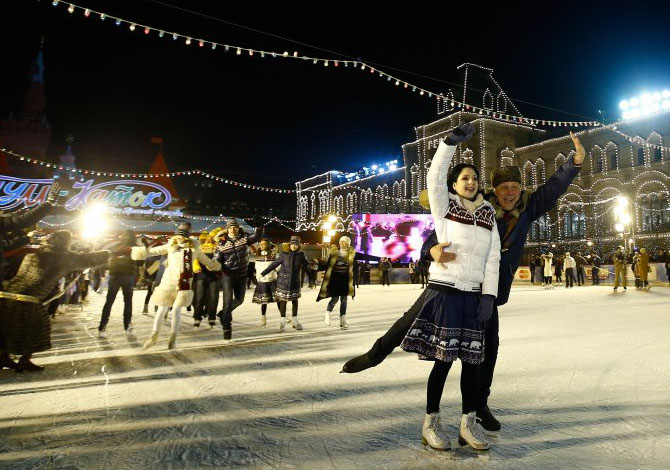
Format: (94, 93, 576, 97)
(427, 141, 501, 297)
(132, 237, 221, 307)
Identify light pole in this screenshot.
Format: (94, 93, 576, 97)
(321, 215, 338, 258)
(614, 196, 632, 253)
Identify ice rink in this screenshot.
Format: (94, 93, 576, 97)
(1, 283, 669, 469)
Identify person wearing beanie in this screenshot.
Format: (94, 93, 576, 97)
(252, 239, 281, 326)
(214, 218, 263, 340)
(260, 235, 308, 331)
(344, 128, 586, 439)
(138, 224, 221, 350)
(97, 230, 139, 338)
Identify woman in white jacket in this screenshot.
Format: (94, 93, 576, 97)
(401, 122, 500, 452)
(136, 224, 221, 350)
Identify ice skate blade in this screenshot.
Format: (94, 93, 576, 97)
(480, 428, 500, 438)
(421, 436, 450, 451)
(458, 435, 490, 451)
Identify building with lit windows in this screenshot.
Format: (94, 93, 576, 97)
(296, 64, 670, 258)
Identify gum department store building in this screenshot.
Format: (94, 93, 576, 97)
(295, 64, 670, 257)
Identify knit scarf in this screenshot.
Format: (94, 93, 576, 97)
(178, 247, 193, 290)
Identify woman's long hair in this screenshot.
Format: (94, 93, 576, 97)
(447, 163, 482, 195)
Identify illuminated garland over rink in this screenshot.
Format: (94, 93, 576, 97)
(1, 148, 295, 194)
(39, 0, 602, 128)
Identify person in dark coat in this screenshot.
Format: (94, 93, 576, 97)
(343, 130, 586, 436)
(575, 252, 587, 286)
(260, 235, 308, 331)
(590, 252, 602, 285)
(379, 257, 392, 286)
(0, 182, 62, 290)
(98, 230, 138, 337)
(528, 256, 536, 284)
(0, 230, 109, 371)
(214, 219, 263, 340)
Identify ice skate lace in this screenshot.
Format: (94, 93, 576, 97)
(464, 415, 487, 443)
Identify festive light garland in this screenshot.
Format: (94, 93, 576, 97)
(39, 0, 602, 128)
(1, 148, 295, 193)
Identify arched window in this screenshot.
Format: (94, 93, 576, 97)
(462, 149, 474, 164)
(604, 142, 618, 171)
(563, 211, 585, 238)
(523, 161, 534, 188)
(310, 192, 316, 219)
(496, 92, 507, 112)
(634, 138, 646, 166)
(591, 146, 603, 173)
(410, 164, 420, 197)
(500, 148, 514, 167)
(483, 88, 493, 110)
(648, 132, 664, 163)
(535, 159, 546, 184)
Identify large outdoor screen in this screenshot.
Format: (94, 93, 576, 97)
(348, 213, 434, 263)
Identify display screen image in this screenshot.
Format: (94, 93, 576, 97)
(347, 213, 434, 263)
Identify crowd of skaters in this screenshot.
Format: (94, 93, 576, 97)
(528, 247, 670, 290)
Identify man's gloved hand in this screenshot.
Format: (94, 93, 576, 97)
(444, 122, 476, 145)
(476, 294, 496, 326)
(46, 181, 62, 205)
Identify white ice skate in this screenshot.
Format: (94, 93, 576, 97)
(421, 413, 450, 450)
(324, 312, 331, 326)
(167, 334, 177, 350)
(279, 317, 286, 332)
(143, 332, 159, 349)
(340, 315, 349, 330)
(292, 316, 303, 330)
(260, 315, 267, 327)
(458, 412, 489, 450)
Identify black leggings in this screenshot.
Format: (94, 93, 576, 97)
(277, 300, 298, 317)
(260, 303, 282, 315)
(426, 360, 478, 415)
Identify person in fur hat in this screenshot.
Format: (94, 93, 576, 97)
(138, 223, 221, 350)
(260, 235, 308, 331)
(253, 238, 281, 326)
(214, 218, 263, 340)
(0, 230, 109, 371)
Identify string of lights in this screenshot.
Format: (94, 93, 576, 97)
(1, 148, 296, 194)
(41, 0, 602, 128)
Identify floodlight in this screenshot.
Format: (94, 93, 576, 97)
(619, 100, 629, 110)
(615, 223, 624, 232)
(629, 97, 639, 107)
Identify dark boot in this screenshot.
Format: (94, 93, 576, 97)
(342, 338, 385, 373)
(16, 357, 45, 372)
(476, 406, 501, 435)
(0, 352, 19, 370)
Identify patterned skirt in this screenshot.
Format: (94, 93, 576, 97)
(252, 281, 277, 304)
(274, 286, 301, 302)
(400, 286, 484, 364)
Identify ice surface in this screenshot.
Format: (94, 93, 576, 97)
(1, 284, 669, 469)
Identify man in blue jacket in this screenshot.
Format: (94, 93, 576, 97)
(343, 129, 585, 435)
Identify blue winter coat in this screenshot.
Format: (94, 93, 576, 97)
(422, 158, 581, 306)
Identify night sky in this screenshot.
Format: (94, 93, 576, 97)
(2, 0, 670, 190)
